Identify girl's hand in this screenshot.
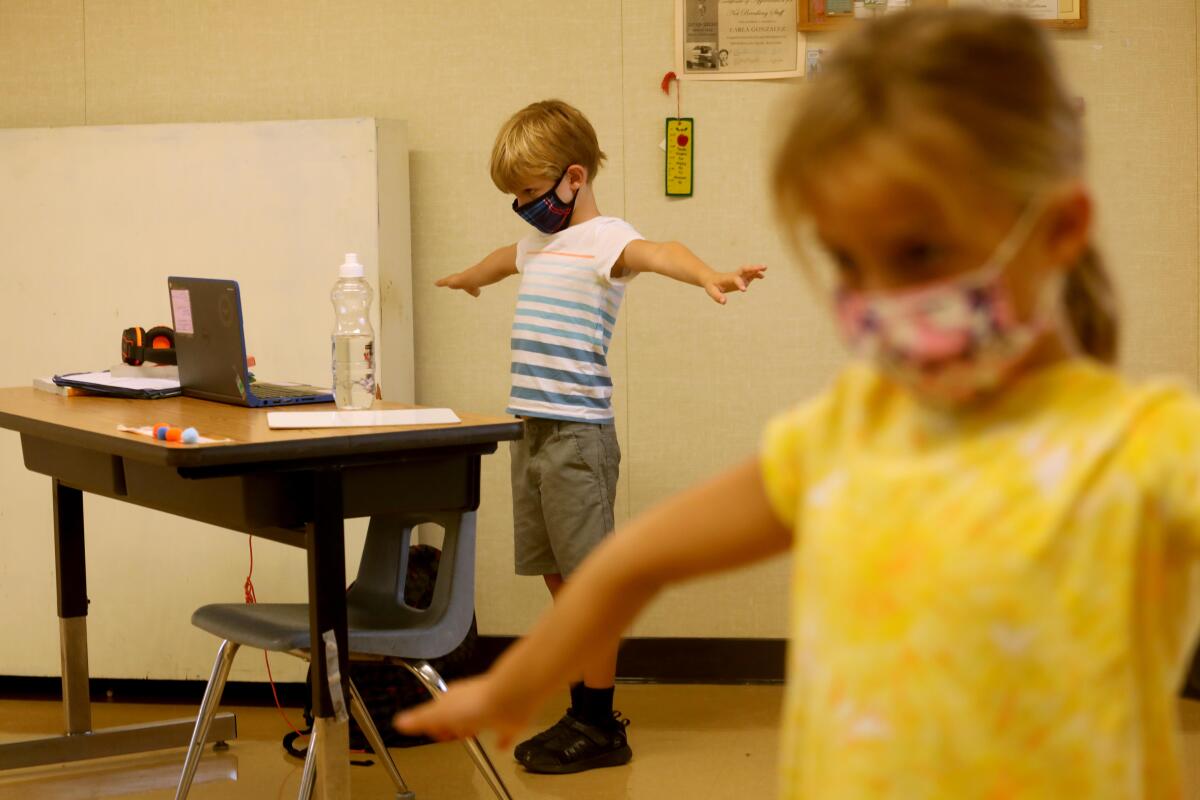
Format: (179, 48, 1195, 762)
(435, 271, 482, 297)
(393, 674, 533, 749)
(702, 264, 768, 304)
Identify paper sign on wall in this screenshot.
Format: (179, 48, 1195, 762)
(666, 118, 694, 197)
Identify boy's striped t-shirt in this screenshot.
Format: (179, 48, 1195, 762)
(508, 216, 643, 423)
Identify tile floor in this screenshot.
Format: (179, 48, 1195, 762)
(0, 684, 781, 800)
(1, 686, 1198, 799)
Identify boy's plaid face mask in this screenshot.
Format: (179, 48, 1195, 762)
(833, 203, 1059, 407)
(513, 169, 576, 234)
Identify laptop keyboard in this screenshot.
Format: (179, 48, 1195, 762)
(252, 383, 326, 398)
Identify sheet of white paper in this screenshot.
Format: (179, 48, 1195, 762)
(59, 371, 181, 391)
(267, 409, 462, 429)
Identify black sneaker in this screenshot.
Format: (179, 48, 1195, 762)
(518, 711, 632, 775)
(513, 713, 576, 763)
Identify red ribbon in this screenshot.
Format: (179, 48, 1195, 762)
(661, 72, 681, 119)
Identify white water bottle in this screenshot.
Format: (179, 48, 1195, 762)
(331, 253, 376, 410)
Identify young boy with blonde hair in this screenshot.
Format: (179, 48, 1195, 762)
(434, 99, 764, 773)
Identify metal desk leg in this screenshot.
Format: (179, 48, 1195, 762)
(307, 468, 351, 800)
(53, 480, 91, 735)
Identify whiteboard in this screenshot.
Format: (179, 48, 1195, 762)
(0, 118, 412, 397)
(0, 118, 413, 681)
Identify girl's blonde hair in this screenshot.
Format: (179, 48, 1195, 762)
(773, 8, 1118, 363)
(490, 100, 608, 194)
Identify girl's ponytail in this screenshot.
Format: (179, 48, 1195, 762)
(1062, 244, 1119, 364)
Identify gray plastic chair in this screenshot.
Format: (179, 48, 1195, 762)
(174, 511, 512, 800)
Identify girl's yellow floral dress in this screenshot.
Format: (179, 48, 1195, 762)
(762, 359, 1200, 799)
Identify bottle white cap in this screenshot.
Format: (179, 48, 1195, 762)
(339, 252, 364, 279)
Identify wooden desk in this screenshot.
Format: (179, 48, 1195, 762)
(0, 389, 520, 797)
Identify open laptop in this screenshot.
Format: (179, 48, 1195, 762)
(168, 277, 333, 407)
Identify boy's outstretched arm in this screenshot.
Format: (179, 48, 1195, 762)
(394, 458, 791, 745)
(435, 244, 519, 297)
(613, 240, 767, 304)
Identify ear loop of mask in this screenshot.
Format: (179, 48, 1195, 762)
(969, 197, 1069, 343)
(549, 168, 575, 203)
(960, 197, 1051, 292)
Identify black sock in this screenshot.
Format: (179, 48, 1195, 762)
(568, 682, 585, 715)
(571, 685, 615, 726)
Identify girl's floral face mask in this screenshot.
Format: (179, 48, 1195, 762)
(833, 203, 1060, 407)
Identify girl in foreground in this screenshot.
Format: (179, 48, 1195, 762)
(400, 9, 1200, 797)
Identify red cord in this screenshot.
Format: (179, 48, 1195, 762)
(244, 535, 257, 604)
(265, 651, 308, 736)
(244, 535, 370, 755)
(245, 535, 305, 737)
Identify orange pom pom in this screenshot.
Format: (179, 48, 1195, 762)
(166, 427, 183, 442)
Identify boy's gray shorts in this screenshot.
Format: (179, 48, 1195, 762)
(511, 417, 620, 577)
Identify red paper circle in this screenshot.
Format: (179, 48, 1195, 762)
(676, 134, 689, 147)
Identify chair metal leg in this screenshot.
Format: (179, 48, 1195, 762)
(298, 723, 318, 800)
(459, 733, 513, 800)
(174, 640, 240, 800)
(402, 661, 513, 800)
(348, 678, 415, 800)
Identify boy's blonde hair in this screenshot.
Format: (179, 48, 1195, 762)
(490, 100, 608, 194)
(773, 8, 1118, 364)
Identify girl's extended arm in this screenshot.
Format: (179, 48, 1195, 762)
(435, 244, 519, 296)
(395, 457, 792, 745)
(613, 240, 767, 304)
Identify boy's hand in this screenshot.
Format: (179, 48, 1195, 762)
(435, 271, 482, 297)
(393, 674, 532, 748)
(702, 264, 768, 305)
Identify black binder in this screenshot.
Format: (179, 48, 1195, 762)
(53, 371, 182, 400)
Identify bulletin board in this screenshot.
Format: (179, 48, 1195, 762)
(799, 0, 1087, 32)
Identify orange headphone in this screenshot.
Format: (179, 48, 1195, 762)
(121, 326, 177, 366)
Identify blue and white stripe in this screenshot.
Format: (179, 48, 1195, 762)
(507, 222, 638, 422)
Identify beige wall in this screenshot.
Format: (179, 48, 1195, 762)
(0, 0, 1196, 677)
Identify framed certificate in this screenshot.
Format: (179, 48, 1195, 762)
(677, 0, 806, 81)
(798, 0, 1086, 31)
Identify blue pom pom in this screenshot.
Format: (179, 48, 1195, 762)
(181, 427, 200, 444)
(155, 426, 168, 440)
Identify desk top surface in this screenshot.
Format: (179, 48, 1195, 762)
(0, 388, 522, 469)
